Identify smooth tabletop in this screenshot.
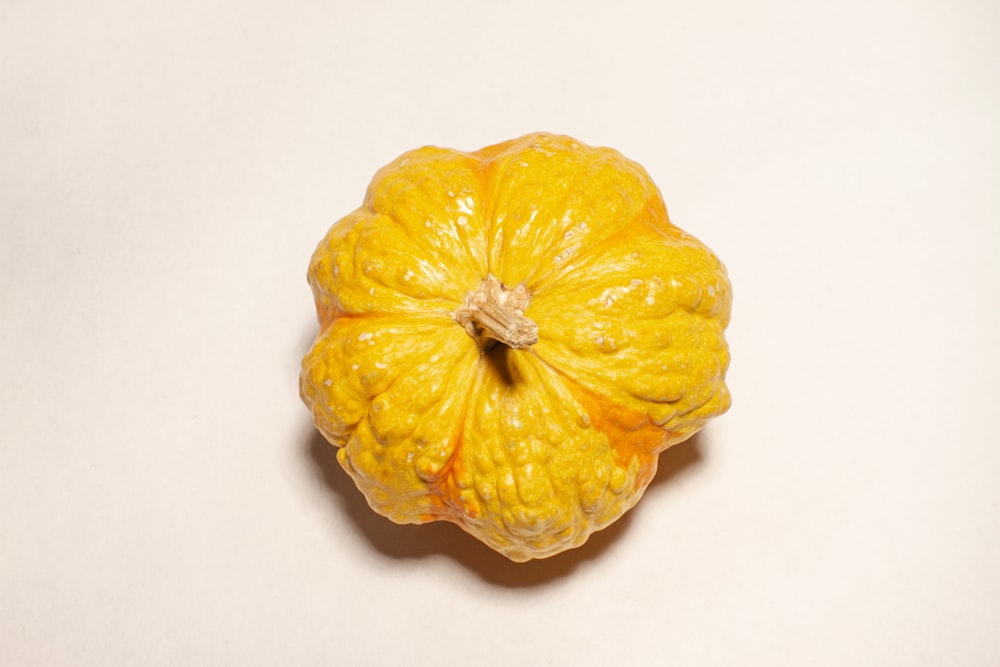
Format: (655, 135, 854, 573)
(3, 2, 999, 665)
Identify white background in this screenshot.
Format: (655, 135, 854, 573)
(3, 1, 999, 665)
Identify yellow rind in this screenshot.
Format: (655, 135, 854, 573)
(300, 132, 731, 561)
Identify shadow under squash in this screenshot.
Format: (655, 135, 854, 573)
(305, 427, 706, 588)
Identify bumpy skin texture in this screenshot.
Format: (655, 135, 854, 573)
(301, 133, 731, 561)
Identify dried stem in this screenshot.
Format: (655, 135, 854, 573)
(452, 274, 539, 350)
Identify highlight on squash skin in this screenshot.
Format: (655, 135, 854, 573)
(300, 132, 731, 562)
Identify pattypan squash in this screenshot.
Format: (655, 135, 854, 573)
(301, 133, 731, 561)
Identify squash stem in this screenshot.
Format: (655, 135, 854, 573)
(452, 274, 539, 350)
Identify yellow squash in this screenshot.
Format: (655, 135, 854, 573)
(301, 133, 731, 561)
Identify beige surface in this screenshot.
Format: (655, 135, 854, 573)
(2, 2, 999, 665)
